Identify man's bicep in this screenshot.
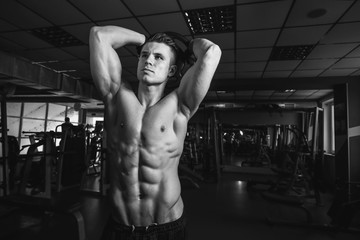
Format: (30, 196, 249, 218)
(90, 39, 122, 98)
(178, 62, 217, 117)
(178, 43, 221, 117)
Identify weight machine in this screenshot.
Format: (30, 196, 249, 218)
(5, 125, 86, 203)
(0, 93, 85, 239)
(81, 122, 108, 196)
(1, 128, 86, 240)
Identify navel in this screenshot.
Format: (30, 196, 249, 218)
(160, 125, 166, 132)
(120, 122, 125, 128)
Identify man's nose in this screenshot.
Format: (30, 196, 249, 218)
(144, 55, 154, 65)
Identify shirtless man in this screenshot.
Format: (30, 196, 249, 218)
(89, 25, 221, 239)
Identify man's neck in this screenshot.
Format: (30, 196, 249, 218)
(138, 83, 166, 108)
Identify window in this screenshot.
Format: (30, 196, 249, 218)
(323, 99, 335, 154)
(6, 117, 20, 137)
(7, 102, 21, 117)
(48, 103, 66, 121)
(4, 102, 80, 154)
(23, 103, 46, 119)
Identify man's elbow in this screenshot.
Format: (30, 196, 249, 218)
(89, 26, 107, 44)
(90, 26, 99, 37)
(208, 44, 222, 61)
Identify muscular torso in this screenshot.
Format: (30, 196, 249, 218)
(104, 87, 188, 226)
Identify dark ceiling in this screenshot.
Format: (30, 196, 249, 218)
(1, 0, 360, 109)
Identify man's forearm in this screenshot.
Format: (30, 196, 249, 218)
(190, 38, 218, 59)
(89, 26, 145, 50)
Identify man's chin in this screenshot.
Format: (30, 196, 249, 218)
(139, 78, 168, 86)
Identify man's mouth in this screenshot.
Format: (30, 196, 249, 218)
(143, 68, 154, 72)
(143, 68, 154, 73)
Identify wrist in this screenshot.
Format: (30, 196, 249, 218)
(139, 34, 146, 46)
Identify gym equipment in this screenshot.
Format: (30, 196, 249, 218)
(86, 123, 103, 175)
(1, 126, 86, 240)
(200, 108, 221, 183)
(234, 126, 272, 168)
(268, 124, 323, 207)
(179, 124, 204, 188)
(1, 127, 86, 240)
(1, 121, 85, 239)
(18, 131, 57, 198)
(12, 126, 86, 201)
(0, 84, 17, 196)
(0, 92, 10, 196)
(81, 122, 108, 196)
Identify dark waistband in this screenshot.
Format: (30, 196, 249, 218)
(109, 213, 186, 234)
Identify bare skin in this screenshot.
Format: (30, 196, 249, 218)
(89, 26, 221, 227)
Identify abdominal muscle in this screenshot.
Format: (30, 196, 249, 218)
(107, 143, 184, 227)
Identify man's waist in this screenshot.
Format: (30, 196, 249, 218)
(109, 212, 186, 233)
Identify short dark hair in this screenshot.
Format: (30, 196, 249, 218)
(138, 32, 186, 79)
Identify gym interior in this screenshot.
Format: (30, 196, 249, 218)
(1, 1, 360, 239)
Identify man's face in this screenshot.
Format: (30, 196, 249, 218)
(137, 42, 177, 85)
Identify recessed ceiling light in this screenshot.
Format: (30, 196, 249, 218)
(270, 45, 315, 60)
(277, 89, 296, 93)
(30, 26, 84, 47)
(184, 5, 235, 34)
(307, 8, 327, 19)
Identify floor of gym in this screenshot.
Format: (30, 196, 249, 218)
(1, 157, 359, 240)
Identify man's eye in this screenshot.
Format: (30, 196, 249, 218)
(155, 56, 163, 60)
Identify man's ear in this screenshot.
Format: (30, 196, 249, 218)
(168, 65, 177, 77)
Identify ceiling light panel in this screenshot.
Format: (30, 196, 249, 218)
(270, 45, 315, 60)
(30, 26, 84, 48)
(184, 5, 235, 34)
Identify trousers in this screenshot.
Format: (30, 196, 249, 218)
(101, 214, 187, 240)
